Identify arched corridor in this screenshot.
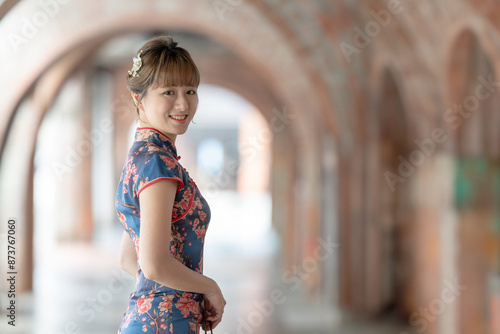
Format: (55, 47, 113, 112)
(1, 1, 500, 333)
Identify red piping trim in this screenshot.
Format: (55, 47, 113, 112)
(137, 177, 184, 197)
(172, 182, 195, 223)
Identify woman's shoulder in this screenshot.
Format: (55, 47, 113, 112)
(130, 140, 177, 162)
(132, 142, 185, 178)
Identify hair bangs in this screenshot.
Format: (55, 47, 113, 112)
(152, 51, 200, 89)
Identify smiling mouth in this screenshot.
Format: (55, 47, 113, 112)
(170, 115, 188, 120)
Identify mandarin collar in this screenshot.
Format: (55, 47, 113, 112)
(135, 127, 178, 157)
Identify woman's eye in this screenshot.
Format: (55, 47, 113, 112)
(187, 90, 197, 95)
(163, 90, 174, 95)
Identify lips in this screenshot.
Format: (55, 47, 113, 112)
(169, 115, 187, 121)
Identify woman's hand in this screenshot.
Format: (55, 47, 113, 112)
(202, 285, 226, 330)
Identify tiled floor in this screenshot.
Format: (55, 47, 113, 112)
(0, 240, 412, 334)
(0, 192, 412, 333)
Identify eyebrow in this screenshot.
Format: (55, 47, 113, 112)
(158, 85, 197, 88)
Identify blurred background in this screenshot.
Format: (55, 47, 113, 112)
(0, 0, 499, 333)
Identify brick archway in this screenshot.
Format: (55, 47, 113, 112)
(0, 0, 334, 294)
(446, 27, 500, 334)
(340, 65, 414, 314)
(370, 68, 413, 314)
(0, 0, 333, 154)
(446, 29, 500, 156)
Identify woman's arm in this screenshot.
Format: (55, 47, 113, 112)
(138, 180, 225, 328)
(120, 230, 138, 276)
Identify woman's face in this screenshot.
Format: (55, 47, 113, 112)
(135, 83, 198, 142)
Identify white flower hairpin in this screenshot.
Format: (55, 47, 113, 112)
(128, 50, 143, 77)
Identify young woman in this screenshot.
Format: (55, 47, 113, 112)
(115, 36, 225, 334)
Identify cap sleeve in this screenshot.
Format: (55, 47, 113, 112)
(135, 152, 184, 197)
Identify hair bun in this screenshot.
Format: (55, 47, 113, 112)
(164, 36, 178, 48)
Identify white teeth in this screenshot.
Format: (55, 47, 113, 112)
(170, 115, 187, 120)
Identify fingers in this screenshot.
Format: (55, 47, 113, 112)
(211, 318, 222, 329)
(203, 308, 221, 322)
(201, 321, 212, 331)
(201, 313, 222, 331)
(201, 307, 223, 330)
(201, 292, 226, 330)
(204, 317, 221, 330)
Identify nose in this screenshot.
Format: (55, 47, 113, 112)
(175, 94, 188, 111)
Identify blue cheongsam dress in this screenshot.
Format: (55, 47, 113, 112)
(115, 127, 211, 334)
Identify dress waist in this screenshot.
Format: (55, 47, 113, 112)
(133, 269, 203, 301)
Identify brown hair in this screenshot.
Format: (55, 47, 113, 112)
(126, 35, 200, 117)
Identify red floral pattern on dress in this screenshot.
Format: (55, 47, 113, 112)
(147, 145, 161, 153)
(137, 295, 154, 314)
(158, 295, 174, 312)
(137, 177, 148, 192)
(198, 211, 207, 221)
(116, 128, 210, 334)
(195, 225, 206, 239)
(176, 293, 201, 316)
(123, 159, 137, 185)
(159, 154, 177, 170)
(117, 212, 127, 227)
(132, 234, 140, 254)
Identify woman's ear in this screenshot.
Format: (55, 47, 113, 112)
(131, 92, 142, 109)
